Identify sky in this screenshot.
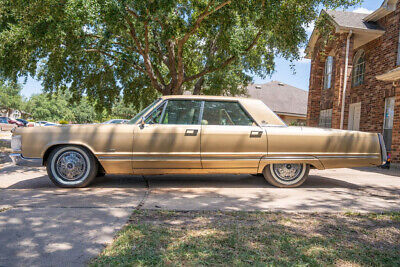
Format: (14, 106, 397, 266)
(20, 0, 382, 98)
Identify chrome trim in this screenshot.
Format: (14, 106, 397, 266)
(263, 156, 316, 160)
(99, 156, 260, 161)
(10, 153, 43, 167)
(317, 155, 380, 159)
(378, 133, 388, 164)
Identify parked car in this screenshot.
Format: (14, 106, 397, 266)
(10, 95, 387, 188)
(16, 119, 34, 127)
(34, 121, 49, 126)
(102, 119, 129, 124)
(7, 118, 24, 127)
(43, 122, 61, 126)
(0, 117, 15, 131)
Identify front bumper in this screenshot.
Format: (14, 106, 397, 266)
(10, 153, 43, 167)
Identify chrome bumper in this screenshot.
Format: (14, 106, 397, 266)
(378, 133, 387, 165)
(10, 153, 43, 167)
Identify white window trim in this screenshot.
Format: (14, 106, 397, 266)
(352, 50, 365, 87)
(324, 56, 333, 89)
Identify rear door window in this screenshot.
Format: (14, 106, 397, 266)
(201, 101, 254, 126)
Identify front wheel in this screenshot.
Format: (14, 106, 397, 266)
(47, 146, 98, 188)
(263, 163, 309, 188)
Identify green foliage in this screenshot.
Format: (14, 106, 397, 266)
(0, 80, 23, 115)
(24, 92, 97, 123)
(24, 90, 138, 122)
(0, 0, 360, 110)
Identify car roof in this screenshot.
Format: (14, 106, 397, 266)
(160, 95, 252, 102)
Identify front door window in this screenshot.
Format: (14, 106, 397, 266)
(383, 97, 395, 152)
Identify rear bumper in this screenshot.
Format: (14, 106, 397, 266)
(10, 153, 43, 167)
(378, 133, 387, 165)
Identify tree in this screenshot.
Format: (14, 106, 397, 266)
(0, 0, 360, 109)
(0, 80, 23, 116)
(25, 92, 98, 123)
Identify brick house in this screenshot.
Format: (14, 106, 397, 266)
(306, 0, 400, 163)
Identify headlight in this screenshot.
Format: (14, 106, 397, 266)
(11, 135, 22, 152)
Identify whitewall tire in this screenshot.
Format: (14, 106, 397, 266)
(47, 146, 98, 188)
(263, 163, 309, 188)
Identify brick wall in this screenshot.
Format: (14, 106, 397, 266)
(307, 4, 400, 162)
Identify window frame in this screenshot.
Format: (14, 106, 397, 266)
(318, 109, 332, 128)
(200, 100, 257, 126)
(140, 99, 259, 127)
(323, 56, 333, 89)
(352, 50, 365, 87)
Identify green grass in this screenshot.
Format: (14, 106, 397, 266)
(91, 211, 400, 266)
(0, 139, 11, 153)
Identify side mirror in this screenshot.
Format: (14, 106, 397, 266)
(139, 116, 145, 129)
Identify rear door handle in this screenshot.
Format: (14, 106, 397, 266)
(250, 130, 263, 138)
(185, 129, 198, 136)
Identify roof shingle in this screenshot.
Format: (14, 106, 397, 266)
(325, 10, 383, 31)
(246, 81, 308, 116)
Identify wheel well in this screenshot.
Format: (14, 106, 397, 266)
(43, 144, 104, 172)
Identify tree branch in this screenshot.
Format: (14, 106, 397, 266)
(180, 0, 231, 46)
(85, 49, 145, 73)
(175, 1, 231, 92)
(184, 30, 263, 83)
(125, 17, 144, 55)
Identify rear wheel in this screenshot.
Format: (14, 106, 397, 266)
(47, 146, 98, 188)
(263, 163, 309, 188)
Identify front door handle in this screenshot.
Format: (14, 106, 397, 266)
(250, 130, 263, 138)
(185, 129, 198, 136)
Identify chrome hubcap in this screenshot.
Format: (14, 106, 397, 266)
(56, 151, 87, 181)
(272, 163, 303, 181)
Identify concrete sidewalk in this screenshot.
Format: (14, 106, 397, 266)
(0, 164, 148, 266)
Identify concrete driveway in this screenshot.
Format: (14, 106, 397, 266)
(0, 163, 399, 266)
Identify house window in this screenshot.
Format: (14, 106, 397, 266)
(383, 97, 395, 151)
(352, 50, 365, 87)
(324, 56, 333, 89)
(397, 29, 400, 66)
(319, 109, 332, 128)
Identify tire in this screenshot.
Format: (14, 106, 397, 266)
(263, 163, 309, 188)
(47, 145, 98, 188)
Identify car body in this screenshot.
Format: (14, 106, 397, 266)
(0, 117, 16, 131)
(10, 95, 387, 188)
(16, 119, 34, 127)
(102, 119, 129, 124)
(34, 121, 48, 126)
(43, 122, 61, 126)
(6, 117, 24, 127)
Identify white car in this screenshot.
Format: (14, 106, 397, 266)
(102, 119, 129, 124)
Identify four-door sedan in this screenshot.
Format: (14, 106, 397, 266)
(10, 96, 387, 188)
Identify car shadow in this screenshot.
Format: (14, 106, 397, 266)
(3, 172, 361, 190)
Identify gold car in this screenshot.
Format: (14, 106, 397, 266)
(10, 95, 387, 188)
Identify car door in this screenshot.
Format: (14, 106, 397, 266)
(200, 100, 267, 169)
(132, 99, 202, 169)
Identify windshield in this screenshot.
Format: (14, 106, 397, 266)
(128, 98, 162, 124)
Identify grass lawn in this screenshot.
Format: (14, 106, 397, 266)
(0, 139, 11, 153)
(91, 210, 400, 266)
